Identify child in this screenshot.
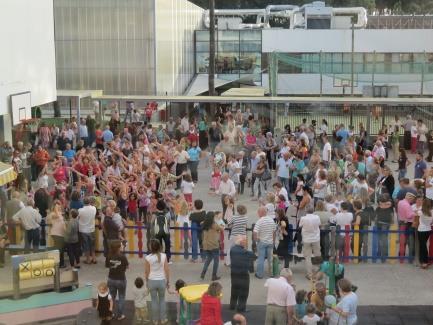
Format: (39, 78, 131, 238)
(177, 200, 190, 260)
(168, 279, 187, 324)
(181, 173, 195, 206)
(302, 304, 321, 324)
(96, 282, 113, 323)
(210, 166, 221, 192)
(128, 192, 138, 222)
(137, 186, 149, 223)
(277, 194, 287, 210)
(295, 289, 307, 321)
(133, 277, 149, 324)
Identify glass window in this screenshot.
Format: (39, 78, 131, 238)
(196, 42, 209, 52)
(217, 41, 239, 52)
(218, 30, 239, 41)
(240, 52, 261, 74)
(196, 31, 209, 41)
(196, 53, 209, 73)
(240, 30, 261, 41)
(215, 53, 239, 74)
(240, 41, 261, 52)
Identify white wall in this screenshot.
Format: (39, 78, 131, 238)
(262, 29, 433, 53)
(263, 73, 433, 95)
(155, 0, 203, 95)
(0, 0, 57, 118)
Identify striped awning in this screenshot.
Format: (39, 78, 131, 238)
(0, 162, 17, 186)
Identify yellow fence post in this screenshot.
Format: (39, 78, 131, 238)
(353, 225, 359, 264)
(174, 222, 181, 262)
(389, 223, 398, 264)
(127, 220, 135, 258)
(94, 219, 100, 255)
(15, 225, 22, 246)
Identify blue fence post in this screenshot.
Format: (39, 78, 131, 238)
(372, 225, 379, 263)
(191, 222, 198, 261)
(288, 224, 293, 256)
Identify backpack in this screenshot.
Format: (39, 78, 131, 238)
(152, 211, 169, 236)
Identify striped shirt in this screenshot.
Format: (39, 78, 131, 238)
(253, 216, 276, 245)
(230, 215, 248, 237)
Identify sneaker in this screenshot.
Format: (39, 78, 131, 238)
(200, 273, 205, 280)
(212, 276, 221, 281)
(168, 261, 173, 265)
(117, 315, 126, 321)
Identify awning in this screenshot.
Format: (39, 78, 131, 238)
(0, 163, 17, 186)
(57, 90, 103, 99)
(184, 74, 235, 96)
(221, 87, 266, 97)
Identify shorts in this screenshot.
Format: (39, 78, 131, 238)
(80, 232, 95, 253)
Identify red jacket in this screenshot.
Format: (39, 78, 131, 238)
(200, 293, 223, 325)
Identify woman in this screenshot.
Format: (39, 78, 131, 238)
(329, 278, 358, 325)
(264, 132, 277, 170)
(174, 145, 189, 189)
(314, 200, 333, 261)
(253, 156, 267, 200)
(105, 241, 129, 321)
(200, 281, 223, 325)
(378, 166, 395, 198)
(200, 212, 223, 281)
(397, 148, 411, 180)
(417, 199, 433, 269)
(358, 123, 367, 149)
(47, 200, 66, 268)
(320, 119, 328, 136)
(390, 126, 401, 163)
(198, 118, 208, 150)
(375, 194, 394, 263)
(145, 239, 170, 324)
(275, 208, 291, 268)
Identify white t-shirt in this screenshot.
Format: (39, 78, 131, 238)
(299, 214, 321, 243)
(314, 179, 327, 199)
(132, 286, 148, 308)
(78, 205, 96, 233)
(411, 125, 418, 138)
(418, 212, 433, 232)
(181, 180, 195, 194)
(145, 253, 167, 280)
(322, 142, 332, 162)
(264, 277, 296, 306)
(302, 314, 321, 325)
(425, 177, 433, 200)
(336, 212, 353, 235)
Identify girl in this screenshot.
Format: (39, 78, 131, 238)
(417, 198, 433, 269)
(302, 304, 321, 324)
(128, 192, 138, 222)
(295, 175, 305, 204)
(210, 166, 221, 193)
(137, 187, 149, 223)
(277, 194, 287, 210)
(181, 173, 195, 206)
(96, 282, 113, 323)
(397, 148, 410, 180)
(177, 200, 190, 260)
(200, 282, 223, 325)
(200, 212, 223, 281)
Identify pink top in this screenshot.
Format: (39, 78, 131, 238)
(246, 134, 256, 145)
(397, 199, 415, 223)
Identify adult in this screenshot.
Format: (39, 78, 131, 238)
(378, 166, 395, 197)
(275, 152, 291, 194)
(187, 141, 201, 183)
(253, 207, 276, 279)
(174, 145, 189, 189)
(416, 119, 428, 153)
(226, 204, 248, 266)
(416, 199, 433, 269)
(12, 198, 42, 253)
(209, 122, 223, 154)
(47, 201, 66, 268)
(145, 239, 170, 324)
(216, 173, 236, 215)
(188, 200, 205, 263)
(78, 197, 97, 264)
(414, 152, 427, 179)
(103, 206, 120, 246)
(200, 211, 223, 281)
(200, 281, 223, 325)
(329, 279, 358, 325)
(275, 208, 291, 268)
(403, 115, 414, 150)
(264, 268, 296, 325)
(335, 202, 353, 260)
(5, 191, 24, 244)
(64, 209, 80, 269)
(230, 235, 255, 312)
(322, 135, 332, 167)
(32, 145, 50, 180)
(314, 200, 333, 261)
(152, 201, 171, 263)
(252, 156, 268, 201)
(375, 194, 394, 262)
(299, 206, 321, 279)
(106, 241, 129, 321)
(397, 192, 416, 262)
(224, 314, 247, 325)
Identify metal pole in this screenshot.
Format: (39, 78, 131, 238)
(329, 226, 337, 296)
(351, 19, 355, 96)
(69, 98, 72, 120)
(319, 50, 323, 96)
(421, 51, 426, 96)
(77, 96, 81, 139)
(372, 51, 376, 88)
(208, 0, 216, 113)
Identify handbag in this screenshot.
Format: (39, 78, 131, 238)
(262, 168, 272, 181)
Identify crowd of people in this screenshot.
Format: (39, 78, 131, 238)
(0, 105, 432, 324)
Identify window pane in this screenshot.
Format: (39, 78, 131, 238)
(240, 41, 261, 52)
(216, 53, 239, 73)
(218, 30, 239, 41)
(196, 31, 209, 41)
(240, 30, 261, 41)
(196, 42, 209, 52)
(217, 41, 239, 52)
(239, 52, 261, 74)
(196, 53, 209, 73)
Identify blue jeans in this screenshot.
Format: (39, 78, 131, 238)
(398, 169, 407, 180)
(107, 278, 127, 317)
(191, 222, 204, 261)
(148, 279, 166, 321)
(278, 176, 290, 194)
(201, 249, 220, 278)
(188, 160, 199, 183)
(256, 242, 273, 278)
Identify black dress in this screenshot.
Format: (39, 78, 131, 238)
(276, 217, 292, 268)
(97, 292, 112, 319)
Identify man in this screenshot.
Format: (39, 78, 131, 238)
(166, 117, 176, 139)
(299, 206, 321, 279)
(157, 166, 180, 193)
(152, 200, 171, 263)
(253, 207, 276, 279)
(180, 115, 189, 135)
(403, 115, 415, 151)
(396, 178, 417, 202)
(78, 197, 97, 264)
(249, 151, 260, 197)
(187, 141, 201, 183)
(102, 125, 114, 144)
(208, 122, 222, 154)
(12, 198, 42, 253)
(336, 123, 349, 145)
(414, 152, 427, 179)
(416, 119, 428, 153)
(397, 192, 416, 262)
(5, 191, 24, 244)
(230, 235, 255, 312)
(190, 199, 206, 262)
(322, 135, 332, 167)
(275, 152, 291, 194)
(216, 173, 236, 214)
(264, 268, 296, 325)
(224, 314, 247, 325)
(349, 174, 368, 197)
(32, 145, 49, 179)
(103, 206, 120, 243)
